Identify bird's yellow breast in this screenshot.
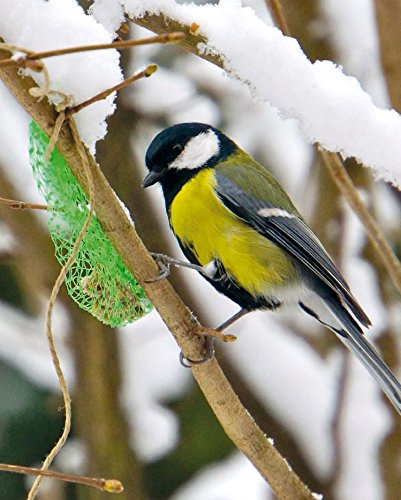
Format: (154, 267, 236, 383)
(169, 169, 296, 296)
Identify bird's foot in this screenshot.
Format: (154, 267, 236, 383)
(179, 335, 215, 367)
(179, 326, 237, 368)
(145, 252, 217, 282)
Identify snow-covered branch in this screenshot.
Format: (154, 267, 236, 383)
(3, 0, 400, 187)
(120, 0, 401, 188)
(0, 0, 122, 152)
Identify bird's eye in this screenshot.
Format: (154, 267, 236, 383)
(173, 144, 183, 154)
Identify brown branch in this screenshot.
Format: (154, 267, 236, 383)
(0, 50, 315, 499)
(0, 463, 123, 493)
(0, 196, 48, 210)
(131, 15, 225, 67)
(320, 150, 401, 295)
(266, 0, 290, 35)
(374, 0, 401, 112)
(68, 64, 157, 115)
(372, 3, 401, 495)
(0, 33, 184, 68)
(29, 32, 184, 59)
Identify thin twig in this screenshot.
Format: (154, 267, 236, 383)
(0, 463, 123, 493)
(27, 64, 51, 101)
(0, 33, 184, 68)
(0, 196, 48, 210)
(67, 64, 157, 116)
(45, 110, 66, 160)
(0, 44, 31, 67)
(29, 32, 184, 60)
(27, 116, 95, 499)
(320, 150, 401, 295)
(266, 0, 290, 35)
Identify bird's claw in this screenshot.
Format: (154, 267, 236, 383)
(145, 253, 172, 283)
(179, 327, 237, 368)
(179, 335, 216, 367)
(146, 252, 216, 282)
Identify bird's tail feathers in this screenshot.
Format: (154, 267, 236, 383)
(301, 297, 401, 415)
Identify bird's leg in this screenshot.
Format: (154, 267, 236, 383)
(216, 307, 252, 331)
(145, 252, 216, 283)
(179, 308, 251, 367)
(145, 253, 171, 282)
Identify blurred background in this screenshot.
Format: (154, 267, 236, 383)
(0, 0, 401, 498)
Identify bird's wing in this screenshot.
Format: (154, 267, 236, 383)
(214, 164, 371, 327)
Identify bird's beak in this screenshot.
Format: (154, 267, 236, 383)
(142, 170, 163, 188)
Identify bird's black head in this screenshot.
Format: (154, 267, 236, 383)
(143, 123, 236, 204)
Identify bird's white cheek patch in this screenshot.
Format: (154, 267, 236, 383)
(257, 208, 295, 218)
(170, 129, 220, 170)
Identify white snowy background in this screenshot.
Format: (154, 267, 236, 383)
(0, 0, 400, 499)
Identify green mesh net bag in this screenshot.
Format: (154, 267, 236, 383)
(29, 120, 153, 327)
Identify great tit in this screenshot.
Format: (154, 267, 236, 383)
(143, 122, 401, 414)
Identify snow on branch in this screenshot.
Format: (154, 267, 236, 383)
(1, 0, 400, 186)
(120, 0, 401, 188)
(0, 0, 123, 152)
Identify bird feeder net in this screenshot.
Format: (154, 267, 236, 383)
(29, 120, 152, 327)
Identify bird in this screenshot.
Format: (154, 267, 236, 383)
(143, 122, 401, 414)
